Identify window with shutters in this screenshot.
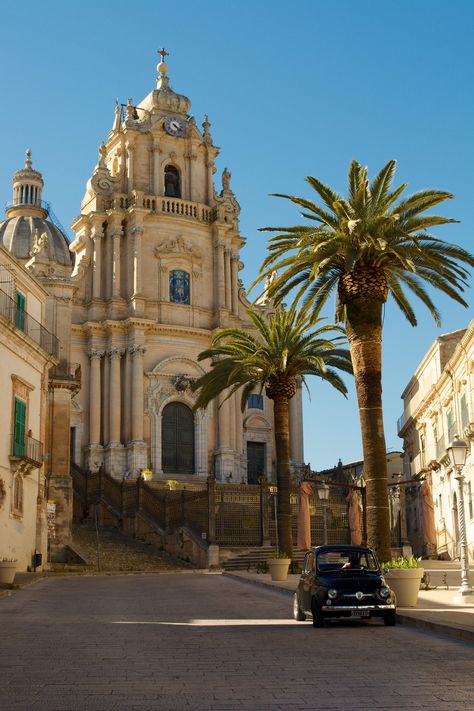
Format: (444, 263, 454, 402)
(13, 398, 26, 457)
(15, 291, 26, 331)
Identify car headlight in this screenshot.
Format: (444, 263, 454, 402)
(327, 589, 338, 600)
(379, 586, 390, 599)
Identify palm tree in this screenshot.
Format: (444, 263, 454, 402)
(192, 304, 352, 558)
(256, 160, 474, 563)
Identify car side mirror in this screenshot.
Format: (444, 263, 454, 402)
(382, 566, 389, 575)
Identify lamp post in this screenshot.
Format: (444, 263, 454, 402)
(269, 485, 278, 551)
(317, 482, 330, 545)
(446, 438, 473, 600)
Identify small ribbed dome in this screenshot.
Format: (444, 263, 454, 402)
(1, 150, 73, 269)
(0, 215, 73, 267)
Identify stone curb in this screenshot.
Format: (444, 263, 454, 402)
(395, 612, 474, 644)
(223, 571, 474, 644)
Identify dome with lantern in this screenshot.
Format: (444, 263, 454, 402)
(0, 150, 73, 270)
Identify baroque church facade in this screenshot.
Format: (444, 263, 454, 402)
(0, 56, 304, 556)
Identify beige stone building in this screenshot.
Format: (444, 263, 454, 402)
(0, 244, 58, 570)
(0, 56, 304, 557)
(398, 322, 474, 560)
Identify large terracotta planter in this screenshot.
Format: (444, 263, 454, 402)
(0, 561, 18, 585)
(267, 558, 291, 582)
(384, 568, 424, 607)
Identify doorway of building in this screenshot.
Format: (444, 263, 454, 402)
(162, 402, 194, 474)
(247, 441, 265, 484)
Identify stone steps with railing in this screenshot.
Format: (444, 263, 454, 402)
(72, 524, 192, 573)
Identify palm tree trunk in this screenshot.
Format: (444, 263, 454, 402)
(345, 298, 391, 563)
(273, 395, 293, 558)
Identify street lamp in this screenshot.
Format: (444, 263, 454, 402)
(317, 482, 330, 545)
(446, 438, 473, 600)
(269, 485, 278, 551)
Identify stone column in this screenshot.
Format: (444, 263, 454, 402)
(218, 392, 230, 450)
(289, 390, 298, 462)
(109, 348, 124, 445)
(132, 226, 143, 297)
(89, 349, 103, 445)
(103, 351, 110, 445)
(91, 226, 103, 300)
(153, 141, 161, 195)
(224, 248, 232, 310)
(206, 160, 214, 205)
(231, 255, 239, 315)
(214, 240, 225, 309)
(130, 344, 146, 442)
(111, 230, 122, 299)
(126, 142, 134, 192)
(123, 346, 132, 443)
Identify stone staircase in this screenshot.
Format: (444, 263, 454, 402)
(71, 524, 193, 573)
(221, 547, 307, 572)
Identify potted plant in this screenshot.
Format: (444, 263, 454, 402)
(267, 551, 291, 581)
(0, 558, 18, 585)
(382, 555, 424, 607)
(141, 468, 153, 482)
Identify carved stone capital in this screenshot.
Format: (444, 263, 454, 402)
(88, 349, 104, 360)
(129, 344, 146, 357)
(107, 347, 125, 359)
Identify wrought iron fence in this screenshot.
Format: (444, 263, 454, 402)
(72, 470, 407, 552)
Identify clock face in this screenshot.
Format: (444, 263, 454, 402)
(164, 116, 185, 137)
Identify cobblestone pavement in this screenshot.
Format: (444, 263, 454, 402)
(1, 573, 473, 711)
(71, 525, 191, 572)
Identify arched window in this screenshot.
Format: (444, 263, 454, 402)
(169, 270, 190, 304)
(164, 165, 181, 198)
(162, 402, 194, 474)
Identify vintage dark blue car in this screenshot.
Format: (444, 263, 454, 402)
(293, 544, 397, 627)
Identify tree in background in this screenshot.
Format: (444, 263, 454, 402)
(192, 305, 352, 558)
(256, 159, 473, 562)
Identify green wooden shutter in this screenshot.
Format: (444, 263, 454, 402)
(15, 291, 26, 331)
(13, 398, 26, 456)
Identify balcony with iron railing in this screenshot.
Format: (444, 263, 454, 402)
(10, 433, 43, 468)
(0, 289, 59, 358)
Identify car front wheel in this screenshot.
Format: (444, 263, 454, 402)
(311, 602, 324, 628)
(383, 611, 397, 626)
(293, 593, 306, 621)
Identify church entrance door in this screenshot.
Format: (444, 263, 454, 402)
(247, 442, 265, 484)
(162, 402, 194, 474)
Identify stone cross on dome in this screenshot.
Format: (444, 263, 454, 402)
(157, 47, 169, 62)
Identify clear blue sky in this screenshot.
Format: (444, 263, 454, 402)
(1, 0, 472, 470)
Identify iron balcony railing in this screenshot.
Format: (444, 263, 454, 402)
(0, 289, 59, 358)
(10, 433, 43, 468)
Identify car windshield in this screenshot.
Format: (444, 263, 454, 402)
(316, 549, 379, 573)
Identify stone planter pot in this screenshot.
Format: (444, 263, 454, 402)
(267, 559, 291, 582)
(0, 561, 18, 585)
(384, 567, 424, 607)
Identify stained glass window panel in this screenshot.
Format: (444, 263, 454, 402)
(169, 270, 190, 304)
